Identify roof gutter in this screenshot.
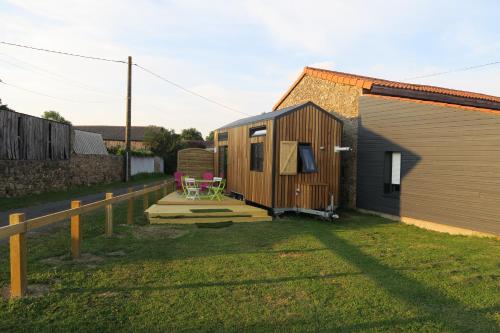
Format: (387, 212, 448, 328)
(369, 85, 500, 111)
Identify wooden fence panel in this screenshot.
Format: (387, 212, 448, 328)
(0, 110, 20, 159)
(0, 110, 70, 160)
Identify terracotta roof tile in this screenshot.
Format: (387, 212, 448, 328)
(274, 67, 500, 111)
(304, 67, 500, 103)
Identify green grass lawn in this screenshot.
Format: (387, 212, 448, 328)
(0, 197, 498, 332)
(0, 172, 168, 211)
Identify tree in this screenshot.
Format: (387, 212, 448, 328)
(0, 99, 14, 111)
(42, 111, 71, 124)
(180, 127, 203, 141)
(144, 126, 183, 173)
(205, 131, 214, 142)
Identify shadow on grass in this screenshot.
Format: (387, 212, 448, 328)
(311, 229, 499, 332)
(59, 272, 360, 293)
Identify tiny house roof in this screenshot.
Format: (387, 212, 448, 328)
(218, 101, 338, 130)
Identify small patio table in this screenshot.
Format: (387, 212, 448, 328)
(192, 179, 215, 200)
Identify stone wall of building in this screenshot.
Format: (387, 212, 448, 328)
(275, 74, 361, 208)
(0, 154, 124, 198)
(104, 140, 146, 150)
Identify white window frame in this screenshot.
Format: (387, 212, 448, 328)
(391, 152, 401, 185)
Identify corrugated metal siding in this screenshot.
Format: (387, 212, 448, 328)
(73, 130, 108, 155)
(357, 95, 500, 235)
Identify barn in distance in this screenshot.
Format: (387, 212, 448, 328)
(214, 101, 343, 217)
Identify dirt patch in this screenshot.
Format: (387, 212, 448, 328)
(41, 253, 104, 267)
(106, 250, 126, 257)
(278, 251, 304, 258)
(74, 253, 105, 264)
(132, 225, 188, 240)
(97, 291, 121, 298)
(1, 284, 50, 300)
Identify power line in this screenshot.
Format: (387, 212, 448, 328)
(0, 52, 123, 99)
(1, 41, 249, 117)
(0, 53, 214, 115)
(404, 61, 500, 80)
(0, 78, 109, 104)
(0, 41, 127, 64)
(134, 63, 250, 116)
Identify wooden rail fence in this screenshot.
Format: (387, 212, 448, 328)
(0, 179, 175, 298)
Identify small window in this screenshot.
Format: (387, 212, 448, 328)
(384, 151, 401, 194)
(218, 132, 228, 141)
(298, 144, 317, 173)
(250, 142, 264, 171)
(249, 126, 266, 137)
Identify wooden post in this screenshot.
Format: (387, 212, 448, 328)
(127, 187, 133, 225)
(143, 185, 149, 210)
(70, 200, 81, 259)
(105, 192, 113, 236)
(155, 187, 160, 202)
(9, 213, 27, 298)
(162, 180, 167, 197)
(124, 56, 132, 182)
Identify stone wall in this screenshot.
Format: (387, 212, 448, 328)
(275, 74, 361, 208)
(0, 160, 70, 197)
(0, 154, 124, 198)
(70, 154, 123, 187)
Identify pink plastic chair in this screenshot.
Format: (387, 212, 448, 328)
(201, 171, 214, 192)
(174, 171, 184, 190)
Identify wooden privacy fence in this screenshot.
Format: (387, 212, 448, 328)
(0, 109, 71, 160)
(0, 179, 175, 298)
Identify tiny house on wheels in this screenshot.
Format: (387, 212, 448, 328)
(214, 102, 344, 218)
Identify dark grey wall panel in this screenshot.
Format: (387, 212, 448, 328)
(357, 95, 500, 235)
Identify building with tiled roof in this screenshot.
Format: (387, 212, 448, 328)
(272, 66, 500, 236)
(74, 125, 150, 150)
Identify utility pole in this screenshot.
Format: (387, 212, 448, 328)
(125, 56, 132, 182)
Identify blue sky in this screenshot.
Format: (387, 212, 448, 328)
(0, 0, 499, 136)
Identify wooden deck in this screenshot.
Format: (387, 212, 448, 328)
(157, 191, 245, 206)
(146, 191, 271, 224)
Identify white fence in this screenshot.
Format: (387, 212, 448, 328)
(131, 156, 164, 175)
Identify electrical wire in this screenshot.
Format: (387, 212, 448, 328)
(134, 63, 250, 116)
(0, 41, 127, 64)
(404, 61, 500, 80)
(1, 41, 249, 116)
(0, 78, 110, 104)
(0, 54, 122, 99)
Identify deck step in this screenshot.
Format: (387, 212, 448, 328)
(146, 201, 271, 224)
(146, 204, 269, 218)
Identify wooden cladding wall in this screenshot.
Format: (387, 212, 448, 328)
(214, 120, 274, 207)
(274, 105, 342, 208)
(0, 110, 70, 160)
(177, 148, 214, 179)
(296, 183, 329, 210)
(357, 95, 500, 235)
